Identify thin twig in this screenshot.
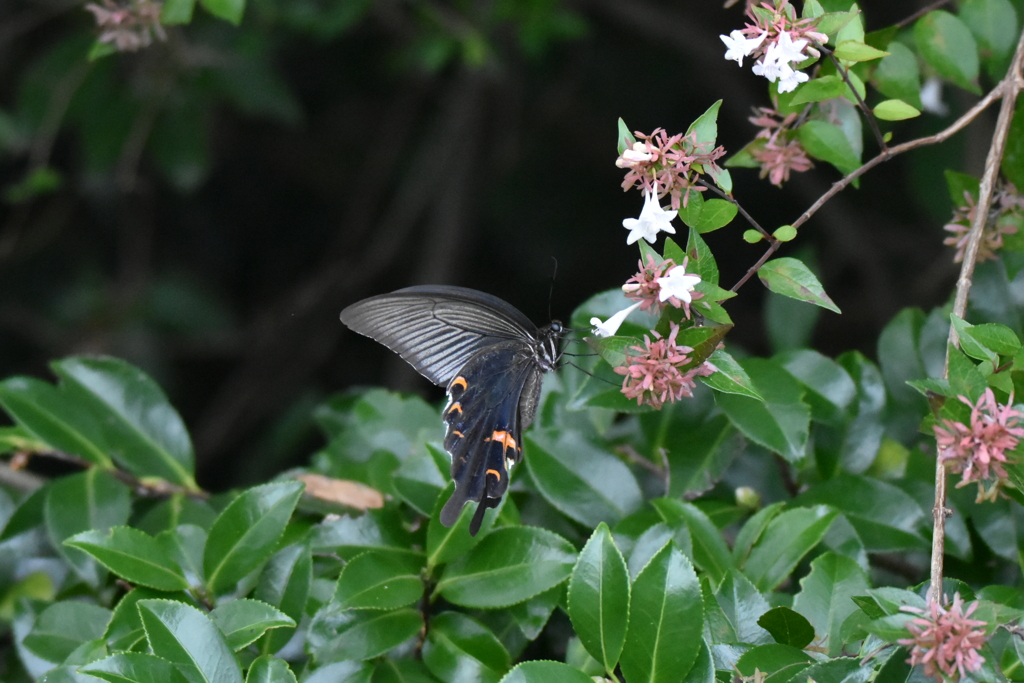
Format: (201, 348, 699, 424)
(896, 0, 954, 29)
(929, 25, 1024, 607)
(699, 179, 771, 238)
(823, 46, 886, 150)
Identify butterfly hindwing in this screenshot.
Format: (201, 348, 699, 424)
(439, 340, 541, 534)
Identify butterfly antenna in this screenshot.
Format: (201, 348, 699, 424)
(562, 360, 620, 387)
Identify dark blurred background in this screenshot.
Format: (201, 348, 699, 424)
(0, 0, 990, 487)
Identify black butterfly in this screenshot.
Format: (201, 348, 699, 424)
(340, 286, 563, 535)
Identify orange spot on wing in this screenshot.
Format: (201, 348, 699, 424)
(450, 430, 464, 438)
(486, 468, 502, 481)
(447, 402, 463, 415)
(450, 376, 468, 392)
(485, 430, 518, 455)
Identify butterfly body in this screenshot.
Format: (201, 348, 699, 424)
(340, 285, 561, 534)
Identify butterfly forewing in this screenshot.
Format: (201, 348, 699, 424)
(340, 285, 561, 535)
(340, 285, 540, 386)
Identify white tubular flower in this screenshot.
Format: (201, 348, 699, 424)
(721, 29, 767, 66)
(615, 142, 654, 169)
(623, 188, 678, 245)
(752, 42, 783, 82)
(776, 32, 809, 64)
(776, 63, 809, 93)
(658, 266, 702, 303)
(591, 302, 642, 338)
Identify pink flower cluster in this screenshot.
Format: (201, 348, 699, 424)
(933, 388, 1024, 501)
(622, 255, 703, 317)
(898, 594, 987, 681)
(943, 182, 1022, 263)
(85, 0, 166, 52)
(615, 128, 726, 211)
(747, 107, 812, 187)
(614, 323, 715, 409)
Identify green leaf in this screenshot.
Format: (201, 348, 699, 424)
(436, 526, 576, 608)
(686, 100, 722, 148)
(303, 661, 374, 683)
(678, 190, 705, 229)
(161, 0, 196, 24)
(499, 662, 594, 683)
(334, 550, 424, 610)
(716, 570, 773, 645)
(833, 39, 889, 62)
(715, 358, 811, 463)
(204, 481, 305, 594)
(790, 75, 849, 105)
(694, 199, 737, 233)
(22, 601, 110, 663)
(51, 356, 198, 489)
(797, 120, 861, 175)
(778, 349, 856, 424)
(309, 607, 423, 664)
(423, 612, 510, 683)
(774, 225, 797, 242)
(567, 523, 630, 672)
(372, 659, 440, 683)
(254, 542, 311, 654)
(743, 506, 838, 591)
(757, 606, 815, 649)
(617, 118, 636, 155)
(393, 443, 447, 516)
(620, 543, 703, 683)
(685, 228, 720, 286)
(525, 430, 643, 527)
(960, 0, 1018, 60)
(872, 41, 922, 108)
(210, 599, 294, 651)
(652, 499, 732, 584)
(246, 655, 297, 683)
(0, 377, 114, 468)
(735, 643, 814, 677)
(137, 599, 244, 683)
(660, 414, 743, 501)
(792, 552, 870, 655)
(427, 482, 498, 569)
(199, 0, 244, 24)
(701, 349, 762, 400)
(758, 257, 840, 313)
(46, 469, 130, 586)
(65, 526, 189, 591)
(914, 11, 980, 93)
(81, 653, 191, 683)
(873, 100, 920, 121)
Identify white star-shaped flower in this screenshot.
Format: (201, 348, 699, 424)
(591, 302, 641, 338)
(776, 32, 809, 64)
(751, 43, 783, 82)
(623, 188, 677, 245)
(658, 266, 701, 303)
(776, 62, 809, 94)
(720, 30, 767, 67)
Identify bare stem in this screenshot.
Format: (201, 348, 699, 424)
(928, 25, 1024, 606)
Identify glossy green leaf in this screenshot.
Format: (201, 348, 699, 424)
(525, 430, 643, 527)
(960, 0, 1018, 60)
(304, 661, 374, 683)
(797, 120, 860, 175)
(427, 482, 500, 569)
(51, 357, 197, 488)
(22, 601, 110, 663)
(103, 587, 182, 652)
(684, 230, 719, 286)
(686, 100, 722, 147)
(566, 523, 630, 672)
(312, 508, 414, 558)
(204, 481, 305, 594)
(499, 661, 594, 683)
(334, 550, 424, 610)
(833, 39, 889, 62)
(790, 75, 848, 105)
(45, 469, 130, 586)
(80, 652, 191, 683)
(0, 377, 113, 467)
(423, 612, 510, 683)
(732, 502, 784, 566)
(158, 524, 206, 586)
(254, 542, 311, 654)
(914, 11, 980, 93)
(617, 118, 636, 155)
(778, 349, 856, 424)
(65, 526, 189, 591)
(660, 413, 742, 501)
(246, 655, 297, 683)
(393, 443, 447, 516)
(161, 0, 196, 24)
(199, 0, 244, 24)
(758, 258, 840, 313)
(735, 643, 814, 677)
(792, 552, 870, 655)
(743, 506, 838, 591)
(137, 599, 243, 683)
(694, 199, 737, 233)
(715, 569, 772, 645)
(210, 599, 294, 651)
(700, 349, 762, 400)
(757, 606, 815, 649)
(873, 100, 920, 121)
(311, 607, 422, 663)
(652, 499, 732, 584)
(620, 543, 703, 683)
(715, 359, 811, 463)
(873, 42, 922, 107)
(436, 526, 576, 608)
(372, 658, 442, 683)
